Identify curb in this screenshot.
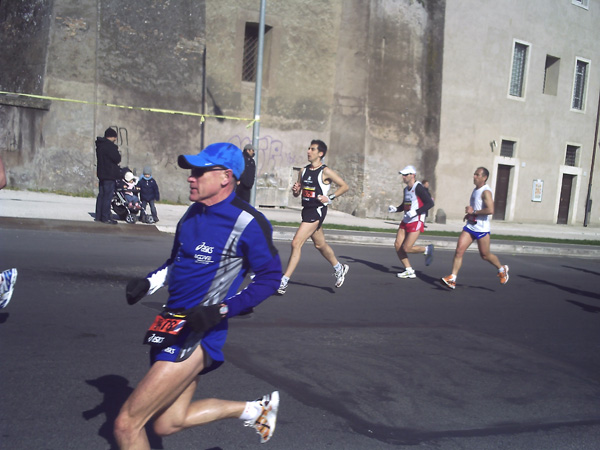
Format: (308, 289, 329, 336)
(92, 223, 600, 259)
(272, 229, 600, 259)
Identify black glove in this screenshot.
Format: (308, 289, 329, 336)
(126, 278, 150, 305)
(185, 304, 224, 333)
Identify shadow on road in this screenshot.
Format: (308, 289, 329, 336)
(339, 255, 394, 274)
(83, 374, 164, 449)
(562, 265, 600, 277)
(520, 274, 600, 301)
(566, 300, 600, 314)
(289, 280, 335, 294)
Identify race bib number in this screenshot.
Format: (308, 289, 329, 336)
(302, 187, 316, 198)
(143, 313, 187, 349)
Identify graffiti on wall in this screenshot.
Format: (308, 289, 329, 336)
(228, 134, 297, 187)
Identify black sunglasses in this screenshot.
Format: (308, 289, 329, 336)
(190, 166, 228, 177)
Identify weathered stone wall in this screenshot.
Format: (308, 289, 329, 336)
(330, 0, 444, 217)
(0, 0, 53, 184)
(1, 0, 206, 203)
(204, 1, 343, 208)
(204, 0, 443, 217)
(1, 0, 443, 216)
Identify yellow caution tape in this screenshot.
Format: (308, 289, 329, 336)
(0, 90, 257, 128)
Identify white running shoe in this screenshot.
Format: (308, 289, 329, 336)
(334, 264, 349, 288)
(244, 391, 280, 443)
(498, 265, 509, 285)
(0, 268, 17, 309)
(277, 278, 288, 295)
(397, 268, 416, 279)
(424, 244, 434, 266)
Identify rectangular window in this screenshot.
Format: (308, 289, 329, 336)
(543, 55, 560, 96)
(500, 140, 516, 158)
(565, 145, 579, 166)
(572, 59, 589, 110)
(572, 0, 589, 9)
(509, 41, 529, 98)
(242, 22, 272, 82)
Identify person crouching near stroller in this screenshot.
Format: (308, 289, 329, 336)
(136, 166, 160, 223)
(120, 171, 142, 211)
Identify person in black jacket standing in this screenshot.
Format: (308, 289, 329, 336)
(235, 143, 256, 203)
(95, 127, 121, 224)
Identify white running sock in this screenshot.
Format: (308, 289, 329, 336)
(281, 276, 289, 284)
(333, 262, 342, 272)
(239, 401, 260, 421)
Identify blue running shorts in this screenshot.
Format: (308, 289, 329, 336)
(463, 225, 490, 240)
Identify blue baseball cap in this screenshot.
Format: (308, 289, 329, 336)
(178, 143, 245, 179)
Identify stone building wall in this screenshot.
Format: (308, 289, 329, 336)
(1, 0, 207, 203)
(1, 1, 442, 220)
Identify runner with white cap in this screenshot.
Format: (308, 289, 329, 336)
(388, 165, 435, 279)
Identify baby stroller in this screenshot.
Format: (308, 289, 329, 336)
(111, 167, 141, 224)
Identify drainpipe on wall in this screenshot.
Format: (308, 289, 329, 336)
(200, 45, 206, 150)
(583, 89, 600, 227)
(250, 0, 266, 207)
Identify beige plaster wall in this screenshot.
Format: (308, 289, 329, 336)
(437, 0, 600, 225)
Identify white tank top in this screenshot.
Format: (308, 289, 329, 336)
(466, 185, 492, 233)
(403, 181, 425, 224)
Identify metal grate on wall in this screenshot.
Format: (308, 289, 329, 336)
(500, 140, 515, 158)
(565, 146, 578, 166)
(242, 23, 260, 82)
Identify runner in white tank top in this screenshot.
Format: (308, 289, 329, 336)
(465, 184, 492, 234)
(441, 167, 509, 290)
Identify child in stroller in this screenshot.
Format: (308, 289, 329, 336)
(111, 168, 142, 223)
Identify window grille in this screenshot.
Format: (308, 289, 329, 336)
(500, 140, 515, 158)
(509, 43, 528, 97)
(572, 60, 588, 110)
(565, 145, 578, 167)
(242, 23, 272, 82)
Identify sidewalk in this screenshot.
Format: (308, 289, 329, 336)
(1, 189, 599, 258)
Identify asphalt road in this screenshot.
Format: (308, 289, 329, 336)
(1, 222, 599, 450)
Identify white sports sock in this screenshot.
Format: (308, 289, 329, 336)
(333, 262, 342, 272)
(281, 276, 289, 284)
(239, 401, 260, 421)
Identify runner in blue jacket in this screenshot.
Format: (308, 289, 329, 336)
(115, 143, 282, 448)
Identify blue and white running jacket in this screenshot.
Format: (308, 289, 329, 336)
(145, 191, 281, 319)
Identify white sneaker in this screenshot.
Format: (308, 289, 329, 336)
(277, 278, 288, 295)
(334, 264, 349, 288)
(244, 391, 280, 443)
(0, 268, 17, 309)
(397, 268, 416, 279)
(498, 265, 509, 285)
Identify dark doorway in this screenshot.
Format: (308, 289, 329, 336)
(557, 174, 575, 224)
(493, 165, 512, 220)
